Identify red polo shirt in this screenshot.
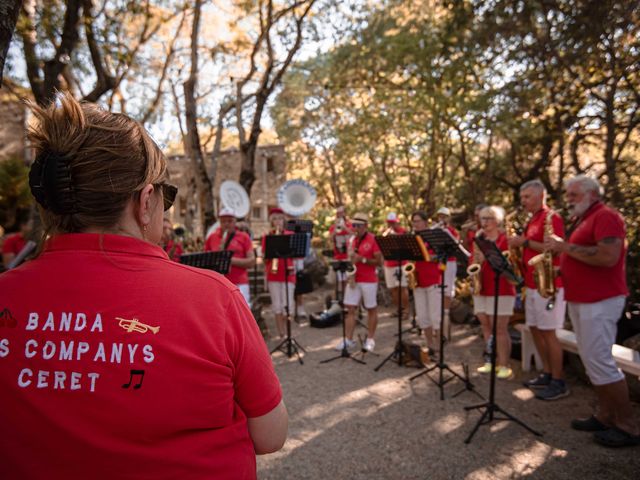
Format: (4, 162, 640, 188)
(560, 201, 628, 303)
(262, 230, 297, 283)
(522, 206, 564, 289)
(205, 229, 253, 285)
(2, 232, 26, 256)
(352, 232, 380, 283)
(0, 233, 281, 479)
(329, 221, 353, 260)
(472, 233, 517, 296)
(163, 239, 183, 262)
(414, 248, 442, 288)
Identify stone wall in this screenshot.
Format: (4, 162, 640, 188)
(167, 144, 287, 238)
(0, 90, 28, 161)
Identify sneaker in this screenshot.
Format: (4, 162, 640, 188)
(335, 339, 356, 351)
(477, 363, 492, 374)
(524, 372, 551, 389)
(571, 415, 610, 432)
(364, 338, 376, 352)
(496, 366, 513, 379)
(535, 379, 570, 401)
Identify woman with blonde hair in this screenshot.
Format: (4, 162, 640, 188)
(471, 205, 516, 379)
(0, 93, 287, 479)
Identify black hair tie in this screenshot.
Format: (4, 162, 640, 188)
(29, 151, 78, 215)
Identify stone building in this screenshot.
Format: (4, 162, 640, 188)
(0, 83, 29, 162)
(167, 144, 287, 238)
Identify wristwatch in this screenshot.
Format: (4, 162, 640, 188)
(523, 239, 530, 248)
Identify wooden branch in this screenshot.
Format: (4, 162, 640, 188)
(0, 0, 22, 86)
(82, 0, 115, 102)
(18, 0, 44, 104)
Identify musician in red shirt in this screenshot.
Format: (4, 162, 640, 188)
(161, 218, 184, 262)
(508, 179, 568, 401)
(546, 175, 639, 447)
(411, 211, 443, 353)
(337, 212, 383, 352)
(1, 212, 33, 269)
(328, 205, 353, 291)
(262, 208, 296, 338)
(471, 206, 516, 380)
(435, 207, 460, 332)
(205, 207, 256, 305)
(382, 212, 410, 317)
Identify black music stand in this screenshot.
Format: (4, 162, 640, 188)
(320, 260, 366, 365)
(464, 235, 540, 443)
(409, 228, 481, 401)
(180, 251, 233, 274)
(265, 233, 309, 364)
(288, 219, 314, 323)
(374, 234, 430, 372)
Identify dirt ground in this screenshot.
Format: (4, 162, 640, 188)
(255, 285, 640, 480)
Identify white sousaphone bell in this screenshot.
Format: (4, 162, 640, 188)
(219, 180, 251, 218)
(276, 179, 317, 217)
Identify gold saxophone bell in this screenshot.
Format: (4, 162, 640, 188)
(346, 263, 357, 287)
(528, 210, 557, 308)
(466, 263, 482, 295)
(403, 262, 417, 290)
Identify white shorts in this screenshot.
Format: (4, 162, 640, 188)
(336, 270, 347, 282)
(384, 266, 407, 288)
(414, 285, 442, 329)
(473, 295, 515, 316)
(344, 282, 378, 309)
(444, 260, 457, 297)
(525, 288, 566, 330)
(568, 296, 626, 386)
(237, 284, 251, 306)
(268, 281, 295, 315)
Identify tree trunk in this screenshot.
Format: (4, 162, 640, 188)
(0, 0, 22, 85)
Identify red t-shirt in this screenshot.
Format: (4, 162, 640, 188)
(352, 232, 380, 283)
(2, 232, 25, 256)
(472, 233, 517, 296)
(262, 230, 297, 283)
(466, 228, 476, 250)
(205, 229, 253, 285)
(560, 202, 628, 303)
(382, 226, 407, 267)
(0, 234, 281, 479)
(163, 239, 183, 262)
(329, 221, 353, 260)
(414, 256, 442, 288)
(522, 207, 564, 289)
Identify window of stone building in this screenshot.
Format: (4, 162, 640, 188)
(266, 156, 275, 172)
(252, 207, 262, 219)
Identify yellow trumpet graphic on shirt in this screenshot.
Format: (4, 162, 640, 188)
(117, 317, 160, 334)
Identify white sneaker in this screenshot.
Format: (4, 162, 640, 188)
(364, 338, 376, 352)
(335, 339, 356, 351)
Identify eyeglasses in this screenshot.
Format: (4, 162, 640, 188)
(480, 216, 496, 221)
(155, 183, 178, 211)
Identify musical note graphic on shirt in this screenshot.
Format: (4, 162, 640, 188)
(0, 308, 17, 328)
(122, 369, 145, 389)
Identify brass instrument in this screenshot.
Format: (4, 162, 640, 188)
(346, 263, 357, 287)
(117, 317, 160, 334)
(403, 262, 417, 290)
(382, 227, 393, 237)
(219, 230, 229, 251)
(466, 234, 483, 295)
(528, 210, 557, 309)
(504, 209, 524, 280)
(271, 226, 283, 274)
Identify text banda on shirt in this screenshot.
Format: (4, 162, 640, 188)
(0, 311, 156, 392)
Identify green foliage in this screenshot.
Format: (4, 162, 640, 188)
(0, 157, 32, 230)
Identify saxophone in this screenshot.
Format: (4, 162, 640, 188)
(504, 209, 524, 280)
(270, 226, 282, 274)
(346, 235, 357, 286)
(403, 262, 417, 290)
(466, 233, 483, 295)
(528, 210, 557, 308)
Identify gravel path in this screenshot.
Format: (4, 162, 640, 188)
(256, 287, 640, 479)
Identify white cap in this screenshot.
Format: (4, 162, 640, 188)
(436, 207, 451, 216)
(386, 212, 399, 223)
(218, 207, 237, 218)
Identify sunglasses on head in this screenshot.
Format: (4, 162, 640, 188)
(155, 183, 178, 211)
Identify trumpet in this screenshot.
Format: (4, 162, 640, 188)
(403, 262, 417, 290)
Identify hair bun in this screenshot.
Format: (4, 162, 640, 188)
(29, 151, 78, 215)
